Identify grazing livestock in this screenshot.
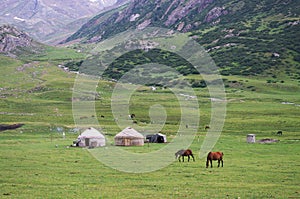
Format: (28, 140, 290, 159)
(277, 131, 282, 135)
(204, 125, 210, 130)
(206, 151, 224, 168)
(175, 149, 195, 162)
(129, 114, 136, 119)
(0, 123, 24, 131)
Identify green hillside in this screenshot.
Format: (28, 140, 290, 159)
(192, 0, 300, 76)
(65, 0, 300, 77)
(0, 46, 86, 129)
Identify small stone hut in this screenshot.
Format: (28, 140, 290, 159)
(114, 127, 144, 146)
(247, 134, 256, 143)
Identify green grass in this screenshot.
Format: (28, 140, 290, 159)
(0, 54, 300, 198)
(1, 132, 299, 198)
(23, 45, 87, 62)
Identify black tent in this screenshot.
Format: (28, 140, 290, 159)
(146, 133, 166, 143)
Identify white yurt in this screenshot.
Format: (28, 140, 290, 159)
(77, 127, 105, 147)
(114, 127, 144, 146)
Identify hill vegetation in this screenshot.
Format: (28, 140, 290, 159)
(65, 0, 300, 78)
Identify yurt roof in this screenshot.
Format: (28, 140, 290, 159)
(115, 127, 144, 139)
(78, 127, 105, 139)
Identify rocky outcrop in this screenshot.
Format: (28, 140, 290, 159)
(165, 0, 214, 26)
(0, 25, 41, 56)
(205, 6, 228, 23)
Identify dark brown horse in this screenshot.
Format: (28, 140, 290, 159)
(206, 151, 223, 168)
(175, 149, 195, 162)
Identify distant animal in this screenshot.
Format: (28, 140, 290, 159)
(204, 125, 210, 130)
(175, 149, 195, 162)
(100, 115, 105, 118)
(277, 131, 282, 135)
(130, 114, 136, 119)
(0, 123, 24, 131)
(206, 151, 224, 168)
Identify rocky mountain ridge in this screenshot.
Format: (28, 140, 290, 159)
(0, 0, 129, 44)
(66, 0, 300, 43)
(65, 0, 227, 42)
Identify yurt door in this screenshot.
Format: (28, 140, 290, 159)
(124, 139, 130, 146)
(85, 138, 90, 146)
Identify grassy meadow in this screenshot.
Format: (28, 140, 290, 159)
(0, 50, 300, 198)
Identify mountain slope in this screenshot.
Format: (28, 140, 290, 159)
(65, 0, 219, 42)
(65, 0, 300, 77)
(0, 0, 129, 44)
(0, 24, 43, 57)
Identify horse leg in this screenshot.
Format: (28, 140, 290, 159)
(218, 160, 220, 167)
(182, 156, 184, 162)
(178, 155, 181, 162)
(206, 159, 209, 168)
(191, 154, 195, 162)
(210, 159, 213, 168)
(187, 155, 190, 162)
(221, 159, 223, 167)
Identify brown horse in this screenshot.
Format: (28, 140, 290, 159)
(206, 151, 223, 168)
(175, 149, 195, 162)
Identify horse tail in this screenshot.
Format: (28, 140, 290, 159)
(206, 152, 212, 168)
(206, 152, 212, 162)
